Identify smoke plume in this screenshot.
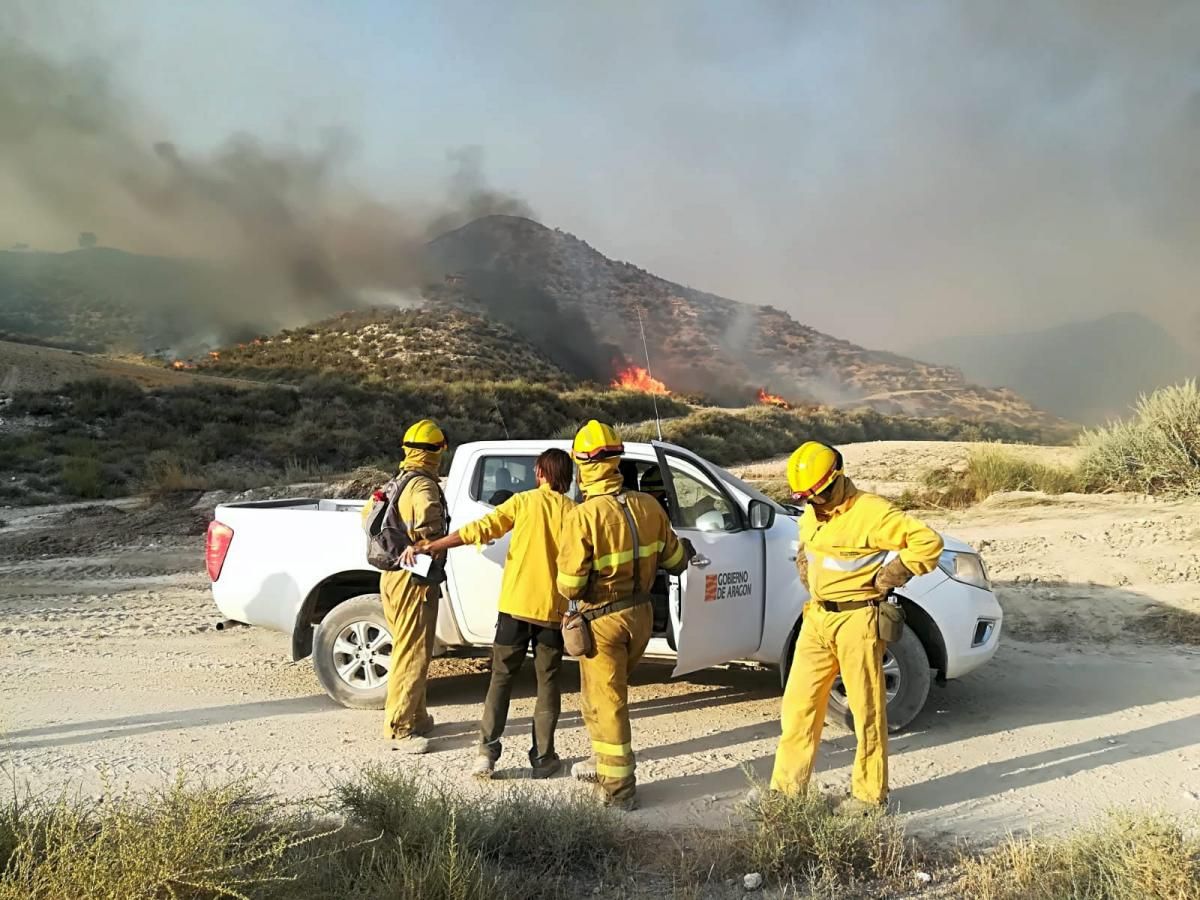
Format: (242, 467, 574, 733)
(0, 34, 533, 346)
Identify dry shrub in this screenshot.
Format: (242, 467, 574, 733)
(910, 445, 1083, 509)
(330, 766, 627, 898)
(727, 788, 919, 895)
(0, 778, 326, 900)
(142, 451, 210, 498)
(959, 811, 1200, 900)
(1079, 381, 1200, 496)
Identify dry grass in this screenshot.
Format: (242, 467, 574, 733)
(1080, 381, 1200, 497)
(734, 789, 922, 895)
(959, 811, 1200, 900)
(0, 778, 331, 900)
(901, 444, 1084, 509)
(3, 770, 1196, 899)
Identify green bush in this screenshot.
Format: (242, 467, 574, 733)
(58, 456, 106, 499)
(5, 375, 1065, 500)
(1079, 381, 1200, 496)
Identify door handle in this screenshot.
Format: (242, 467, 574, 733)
(690, 554, 711, 568)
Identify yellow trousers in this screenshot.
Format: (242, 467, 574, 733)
(381, 570, 439, 739)
(578, 601, 652, 804)
(770, 601, 888, 804)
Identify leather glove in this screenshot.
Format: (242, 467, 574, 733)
(874, 556, 914, 594)
(680, 537, 697, 563)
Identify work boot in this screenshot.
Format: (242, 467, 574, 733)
(530, 754, 562, 780)
(591, 783, 637, 812)
(470, 755, 495, 780)
(391, 734, 430, 755)
(834, 796, 886, 818)
(571, 758, 598, 782)
(414, 713, 436, 736)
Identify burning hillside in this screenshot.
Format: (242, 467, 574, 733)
(757, 387, 790, 409)
(611, 365, 670, 395)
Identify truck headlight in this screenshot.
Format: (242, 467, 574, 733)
(939, 550, 991, 590)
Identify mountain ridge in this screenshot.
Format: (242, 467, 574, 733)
(910, 311, 1198, 423)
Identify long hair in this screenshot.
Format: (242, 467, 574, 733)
(536, 448, 573, 494)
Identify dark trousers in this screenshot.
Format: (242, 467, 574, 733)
(479, 613, 564, 765)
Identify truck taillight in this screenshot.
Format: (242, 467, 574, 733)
(206, 521, 234, 582)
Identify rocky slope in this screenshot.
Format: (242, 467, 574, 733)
(426, 216, 1064, 428)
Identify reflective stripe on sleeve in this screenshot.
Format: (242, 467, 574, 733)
(557, 572, 589, 589)
(662, 542, 684, 569)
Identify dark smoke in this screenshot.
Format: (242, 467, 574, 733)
(0, 35, 534, 347)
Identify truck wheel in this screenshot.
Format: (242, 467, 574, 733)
(825, 625, 931, 733)
(313, 594, 392, 710)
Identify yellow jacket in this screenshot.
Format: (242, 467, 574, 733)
(457, 483, 576, 627)
(556, 490, 687, 606)
(800, 479, 943, 603)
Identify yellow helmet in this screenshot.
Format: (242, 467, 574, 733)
(786, 441, 843, 500)
(402, 418, 448, 452)
(572, 420, 624, 462)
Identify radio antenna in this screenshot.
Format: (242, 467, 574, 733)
(492, 396, 510, 439)
(636, 307, 664, 442)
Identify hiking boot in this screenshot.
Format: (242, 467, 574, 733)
(391, 734, 430, 755)
(471, 755, 495, 780)
(835, 796, 886, 818)
(414, 713, 436, 737)
(592, 784, 638, 811)
(571, 759, 598, 782)
(530, 755, 562, 780)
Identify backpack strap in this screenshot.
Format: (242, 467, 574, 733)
(392, 469, 450, 535)
(614, 493, 642, 597)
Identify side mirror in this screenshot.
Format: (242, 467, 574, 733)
(748, 499, 776, 531)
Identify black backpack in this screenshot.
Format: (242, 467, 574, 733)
(363, 471, 449, 581)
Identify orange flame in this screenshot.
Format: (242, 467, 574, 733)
(208, 350, 221, 360)
(171, 360, 195, 370)
(757, 387, 790, 410)
(611, 365, 670, 395)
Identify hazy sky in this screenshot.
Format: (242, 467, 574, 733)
(5, 1, 1199, 350)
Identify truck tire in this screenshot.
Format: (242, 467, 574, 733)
(313, 594, 392, 710)
(826, 625, 931, 733)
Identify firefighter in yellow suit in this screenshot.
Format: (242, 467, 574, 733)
(556, 421, 689, 810)
(767, 441, 943, 813)
(363, 419, 449, 754)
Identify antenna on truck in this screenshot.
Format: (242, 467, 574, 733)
(636, 306, 664, 442)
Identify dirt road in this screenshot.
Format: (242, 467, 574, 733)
(2, 454, 1199, 839)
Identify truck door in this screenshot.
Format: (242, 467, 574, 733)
(444, 452, 540, 642)
(653, 443, 766, 677)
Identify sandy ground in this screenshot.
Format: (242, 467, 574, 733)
(2, 442, 1199, 841)
(733, 439, 1082, 498)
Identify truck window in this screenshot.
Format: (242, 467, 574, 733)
(472, 455, 539, 506)
(664, 456, 739, 533)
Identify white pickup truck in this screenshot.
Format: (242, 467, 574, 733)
(207, 440, 1002, 730)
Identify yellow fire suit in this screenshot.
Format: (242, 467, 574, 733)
(457, 482, 576, 627)
(370, 449, 447, 739)
(556, 459, 687, 804)
(770, 477, 942, 804)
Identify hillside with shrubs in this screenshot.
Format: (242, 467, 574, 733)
(198, 308, 577, 387)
